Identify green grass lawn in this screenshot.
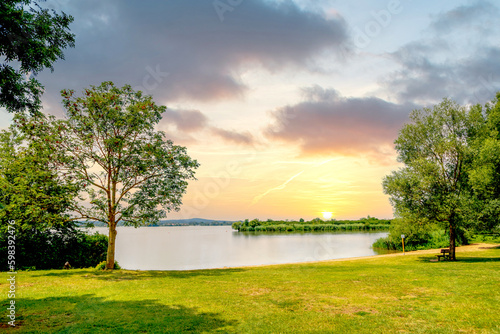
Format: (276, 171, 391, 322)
(1, 245, 499, 333)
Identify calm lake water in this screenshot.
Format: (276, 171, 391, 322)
(88, 226, 389, 271)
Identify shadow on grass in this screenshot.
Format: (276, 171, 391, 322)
(31, 267, 247, 281)
(453, 257, 500, 263)
(12, 294, 238, 333)
(417, 256, 500, 263)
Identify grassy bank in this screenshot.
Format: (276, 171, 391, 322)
(1, 244, 499, 333)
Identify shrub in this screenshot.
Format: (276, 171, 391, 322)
(373, 218, 455, 251)
(255, 226, 266, 232)
(265, 225, 277, 232)
(0, 222, 108, 270)
(276, 224, 287, 232)
(95, 260, 121, 270)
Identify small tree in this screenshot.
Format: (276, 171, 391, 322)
(0, 0, 75, 114)
(56, 82, 199, 269)
(383, 99, 483, 260)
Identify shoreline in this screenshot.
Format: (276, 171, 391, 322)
(210, 242, 499, 271)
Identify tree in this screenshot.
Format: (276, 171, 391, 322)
(0, 113, 77, 230)
(0, 113, 91, 270)
(469, 93, 500, 232)
(0, 0, 75, 114)
(383, 98, 484, 260)
(54, 82, 199, 269)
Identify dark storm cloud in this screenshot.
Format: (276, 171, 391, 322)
(37, 0, 349, 107)
(266, 86, 416, 156)
(383, 1, 500, 105)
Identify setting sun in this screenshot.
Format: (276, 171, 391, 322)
(322, 212, 333, 220)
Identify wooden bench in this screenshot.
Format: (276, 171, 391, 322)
(436, 248, 450, 261)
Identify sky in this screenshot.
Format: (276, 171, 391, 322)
(2, 0, 500, 221)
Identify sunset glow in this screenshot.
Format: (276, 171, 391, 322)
(2, 1, 498, 221)
(322, 212, 333, 220)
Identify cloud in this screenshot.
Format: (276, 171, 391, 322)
(210, 127, 254, 146)
(37, 0, 349, 105)
(159, 108, 254, 146)
(266, 86, 415, 156)
(383, 1, 500, 105)
(429, 0, 498, 34)
(385, 44, 500, 105)
(162, 109, 208, 132)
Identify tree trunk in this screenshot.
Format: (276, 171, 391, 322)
(106, 224, 117, 269)
(449, 224, 456, 261)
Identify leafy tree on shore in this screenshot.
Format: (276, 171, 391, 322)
(53, 82, 199, 269)
(0, 0, 75, 114)
(0, 113, 78, 230)
(383, 98, 484, 260)
(0, 114, 106, 270)
(469, 93, 500, 233)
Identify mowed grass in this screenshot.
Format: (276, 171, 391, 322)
(1, 244, 499, 333)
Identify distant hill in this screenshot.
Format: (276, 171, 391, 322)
(77, 218, 234, 227)
(154, 218, 235, 226)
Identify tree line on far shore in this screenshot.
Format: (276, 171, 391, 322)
(232, 216, 391, 232)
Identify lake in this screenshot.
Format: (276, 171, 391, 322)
(88, 226, 389, 271)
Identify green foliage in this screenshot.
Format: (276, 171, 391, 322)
(95, 260, 120, 271)
(53, 82, 199, 269)
(383, 95, 500, 256)
(57, 81, 199, 227)
(0, 113, 79, 230)
(233, 217, 391, 233)
(470, 231, 500, 243)
(0, 112, 104, 271)
(0, 223, 107, 270)
(383, 98, 485, 259)
(373, 218, 450, 251)
(0, 0, 75, 114)
(469, 93, 500, 232)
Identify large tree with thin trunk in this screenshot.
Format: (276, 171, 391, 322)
(0, 0, 75, 114)
(383, 98, 483, 260)
(55, 82, 199, 269)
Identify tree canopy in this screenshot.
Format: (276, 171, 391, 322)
(383, 98, 485, 260)
(0, 0, 75, 114)
(469, 93, 500, 232)
(53, 82, 199, 269)
(0, 113, 77, 231)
